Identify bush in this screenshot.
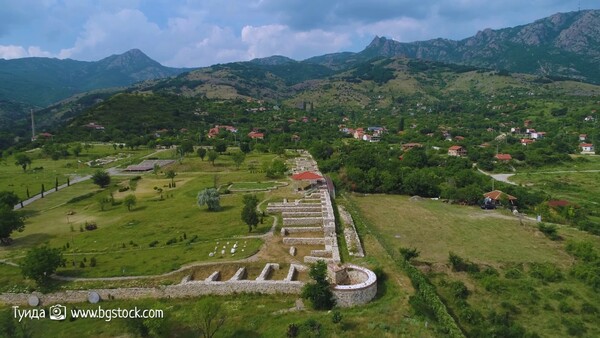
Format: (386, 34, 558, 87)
(399, 247, 420, 261)
(90, 257, 97, 267)
(529, 263, 563, 282)
(332, 311, 342, 324)
(84, 221, 98, 231)
(165, 238, 177, 245)
(149, 240, 159, 248)
(286, 323, 299, 338)
(448, 252, 479, 273)
(537, 222, 559, 240)
(449, 281, 469, 300)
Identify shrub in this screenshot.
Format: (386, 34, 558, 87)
(165, 238, 177, 245)
(84, 221, 98, 231)
(448, 252, 479, 273)
(537, 222, 559, 240)
(332, 311, 342, 324)
(529, 263, 563, 282)
(449, 281, 469, 299)
(149, 240, 159, 248)
(90, 257, 97, 267)
(399, 247, 420, 261)
(286, 323, 299, 338)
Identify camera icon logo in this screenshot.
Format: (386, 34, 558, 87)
(49, 304, 67, 321)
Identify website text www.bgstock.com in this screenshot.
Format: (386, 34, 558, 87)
(13, 304, 164, 322)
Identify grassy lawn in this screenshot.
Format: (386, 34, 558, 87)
(351, 195, 571, 266)
(511, 171, 600, 208)
(350, 194, 600, 337)
(1, 144, 154, 200)
(0, 152, 290, 283)
(229, 181, 284, 191)
(0, 287, 435, 338)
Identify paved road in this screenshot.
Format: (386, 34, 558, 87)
(478, 169, 600, 188)
(12, 148, 172, 210)
(13, 174, 92, 210)
(477, 169, 516, 185)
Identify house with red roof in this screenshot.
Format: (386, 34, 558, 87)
(248, 131, 264, 140)
(580, 143, 595, 154)
(402, 143, 423, 151)
(448, 145, 467, 157)
(521, 139, 535, 146)
(495, 154, 512, 161)
(483, 190, 517, 206)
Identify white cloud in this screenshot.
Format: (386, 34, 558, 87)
(241, 25, 352, 60)
(356, 17, 427, 42)
(0, 45, 53, 59)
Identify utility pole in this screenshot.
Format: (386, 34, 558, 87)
(30, 109, 36, 141)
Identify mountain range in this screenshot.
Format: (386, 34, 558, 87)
(0, 49, 189, 107)
(1, 9, 600, 148)
(306, 9, 600, 83)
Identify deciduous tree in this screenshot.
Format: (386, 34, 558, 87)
(197, 188, 220, 211)
(231, 152, 246, 169)
(301, 260, 335, 310)
(20, 246, 64, 286)
(197, 147, 207, 161)
(123, 194, 137, 211)
(207, 150, 218, 166)
(14, 154, 31, 172)
(241, 194, 259, 231)
(91, 170, 111, 188)
(0, 207, 25, 245)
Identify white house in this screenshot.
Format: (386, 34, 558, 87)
(580, 143, 595, 154)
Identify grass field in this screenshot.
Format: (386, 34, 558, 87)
(0, 152, 288, 284)
(511, 171, 600, 208)
(1, 144, 154, 201)
(350, 194, 600, 337)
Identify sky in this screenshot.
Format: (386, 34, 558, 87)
(0, 0, 597, 67)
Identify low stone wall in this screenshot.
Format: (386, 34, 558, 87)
(282, 237, 325, 245)
(205, 271, 220, 282)
(338, 205, 365, 258)
(267, 205, 322, 213)
(282, 212, 323, 218)
(304, 256, 335, 264)
(230, 267, 246, 281)
(281, 227, 322, 236)
(256, 263, 279, 281)
(0, 280, 305, 307)
(310, 249, 332, 257)
(285, 264, 307, 282)
(283, 217, 323, 226)
(331, 265, 378, 307)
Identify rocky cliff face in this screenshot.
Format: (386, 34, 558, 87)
(358, 10, 600, 83)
